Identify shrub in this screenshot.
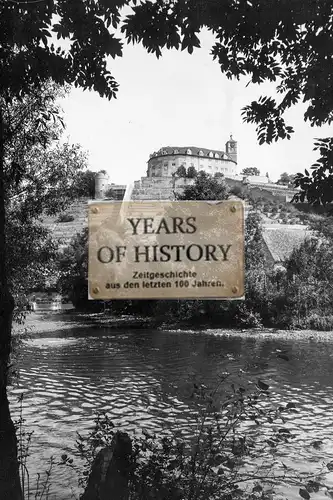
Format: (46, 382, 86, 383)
(187, 166, 197, 179)
(65, 379, 306, 500)
(297, 314, 333, 331)
(234, 303, 263, 328)
(230, 185, 247, 199)
(175, 166, 187, 178)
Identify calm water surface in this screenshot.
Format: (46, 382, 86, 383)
(8, 314, 333, 499)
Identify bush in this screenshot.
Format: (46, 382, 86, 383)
(296, 314, 333, 331)
(56, 213, 75, 223)
(65, 379, 304, 500)
(187, 166, 197, 179)
(229, 185, 246, 199)
(234, 303, 263, 328)
(175, 166, 187, 178)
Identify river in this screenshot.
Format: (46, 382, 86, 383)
(8, 313, 333, 499)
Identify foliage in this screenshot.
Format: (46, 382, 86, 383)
(187, 166, 197, 179)
(229, 185, 247, 199)
(61, 172, 333, 331)
(293, 139, 333, 205)
(176, 171, 229, 201)
(277, 172, 295, 186)
(234, 303, 263, 328)
(7, 141, 88, 220)
(241, 167, 260, 177)
(4, 84, 89, 319)
(74, 170, 97, 199)
(57, 228, 88, 298)
(175, 165, 187, 178)
(62, 376, 326, 500)
(104, 187, 116, 199)
(6, 218, 60, 310)
(14, 394, 55, 499)
(61, 174, 267, 329)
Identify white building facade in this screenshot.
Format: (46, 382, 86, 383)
(147, 136, 238, 178)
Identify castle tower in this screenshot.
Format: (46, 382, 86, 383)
(225, 134, 237, 165)
(95, 171, 109, 199)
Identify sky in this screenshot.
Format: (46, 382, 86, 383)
(60, 29, 332, 185)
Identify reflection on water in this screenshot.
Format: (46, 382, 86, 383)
(8, 316, 333, 499)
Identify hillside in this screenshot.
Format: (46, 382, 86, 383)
(41, 199, 89, 249)
(40, 186, 320, 272)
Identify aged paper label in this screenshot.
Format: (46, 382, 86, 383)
(88, 200, 244, 299)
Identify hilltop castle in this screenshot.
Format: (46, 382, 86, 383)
(95, 136, 238, 200)
(147, 136, 237, 178)
(94, 136, 298, 204)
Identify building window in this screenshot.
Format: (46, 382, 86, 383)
(209, 152, 214, 158)
(215, 153, 219, 158)
(199, 150, 204, 156)
(174, 149, 179, 154)
(186, 149, 192, 155)
(172, 162, 176, 166)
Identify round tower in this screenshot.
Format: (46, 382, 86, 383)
(95, 171, 109, 199)
(225, 134, 238, 165)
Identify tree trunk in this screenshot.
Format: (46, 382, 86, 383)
(0, 106, 22, 499)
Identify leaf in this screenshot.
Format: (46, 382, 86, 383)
(299, 487, 310, 500)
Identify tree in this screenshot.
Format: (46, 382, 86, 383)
(0, 81, 88, 497)
(5, 85, 88, 314)
(241, 167, 260, 177)
(2, 0, 333, 494)
(186, 166, 197, 178)
(294, 139, 333, 205)
(75, 170, 97, 199)
(175, 165, 187, 178)
(57, 228, 90, 309)
(176, 170, 229, 201)
(277, 172, 295, 186)
(0, 1, 136, 493)
(122, 0, 333, 204)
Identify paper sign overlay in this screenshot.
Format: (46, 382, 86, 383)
(88, 200, 244, 300)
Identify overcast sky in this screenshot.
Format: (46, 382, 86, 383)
(60, 29, 332, 185)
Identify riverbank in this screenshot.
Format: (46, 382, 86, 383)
(9, 311, 333, 500)
(15, 310, 333, 341)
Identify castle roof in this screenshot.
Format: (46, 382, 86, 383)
(149, 146, 235, 162)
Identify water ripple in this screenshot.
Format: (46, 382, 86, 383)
(8, 323, 333, 499)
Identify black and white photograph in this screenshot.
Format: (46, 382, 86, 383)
(1, 1, 333, 499)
